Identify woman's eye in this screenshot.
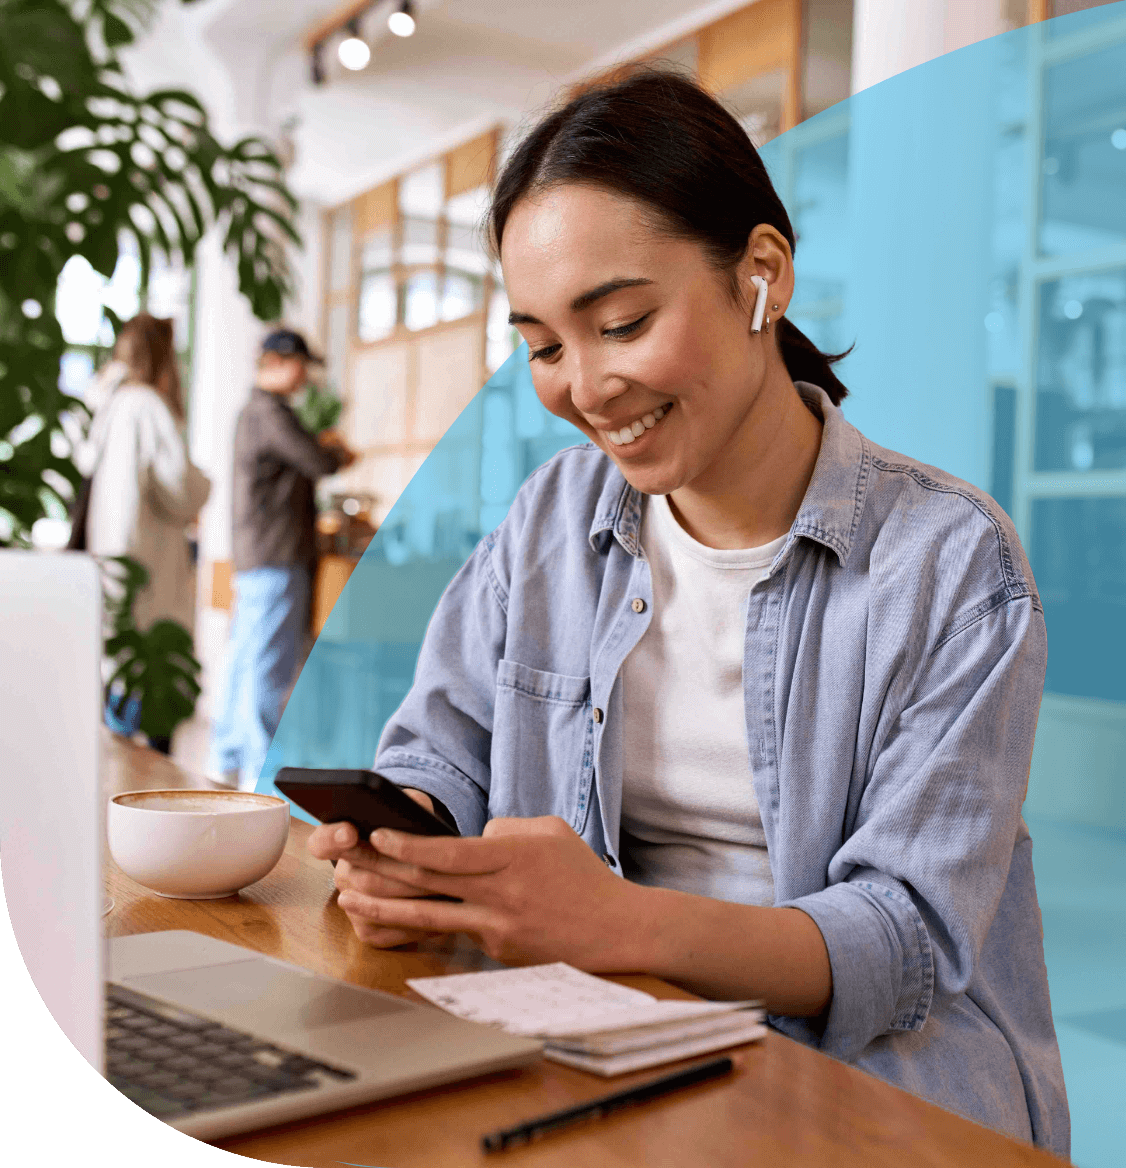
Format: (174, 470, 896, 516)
(527, 313, 649, 361)
(604, 313, 651, 339)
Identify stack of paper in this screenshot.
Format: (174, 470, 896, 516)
(406, 962, 766, 1076)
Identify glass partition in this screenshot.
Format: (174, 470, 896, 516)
(1034, 268, 1126, 471)
(1039, 36, 1126, 256)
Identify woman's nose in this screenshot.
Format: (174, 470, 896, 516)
(566, 353, 619, 416)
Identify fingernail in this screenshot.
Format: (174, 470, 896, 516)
(334, 826, 351, 845)
(371, 828, 390, 847)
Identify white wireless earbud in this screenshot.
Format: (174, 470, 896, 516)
(750, 275, 768, 334)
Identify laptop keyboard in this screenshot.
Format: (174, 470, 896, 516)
(105, 983, 358, 1120)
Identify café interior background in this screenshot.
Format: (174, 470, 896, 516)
(36, 2, 1126, 1165)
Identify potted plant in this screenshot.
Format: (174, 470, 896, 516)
(0, 0, 301, 549)
(1, 1, 303, 745)
(100, 555, 201, 749)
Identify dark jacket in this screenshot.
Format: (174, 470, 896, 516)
(231, 388, 344, 573)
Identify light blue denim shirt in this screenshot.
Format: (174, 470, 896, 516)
(375, 384, 1069, 1155)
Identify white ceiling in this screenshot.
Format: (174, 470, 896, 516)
(157, 0, 840, 206)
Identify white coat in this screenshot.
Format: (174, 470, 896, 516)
(76, 361, 211, 633)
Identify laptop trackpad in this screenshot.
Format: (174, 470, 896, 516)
(124, 959, 410, 1035)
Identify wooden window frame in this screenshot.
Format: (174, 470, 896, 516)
(318, 129, 503, 469)
(568, 0, 806, 137)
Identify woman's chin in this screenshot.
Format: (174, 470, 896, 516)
(611, 458, 685, 498)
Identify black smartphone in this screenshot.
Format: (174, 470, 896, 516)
(274, 768, 458, 841)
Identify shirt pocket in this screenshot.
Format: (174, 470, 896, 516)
(492, 659, 595, 833)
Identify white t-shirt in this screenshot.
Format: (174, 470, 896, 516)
(620, 493, 785, 906)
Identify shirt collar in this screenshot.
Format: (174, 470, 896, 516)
(587, 382, 868, 567)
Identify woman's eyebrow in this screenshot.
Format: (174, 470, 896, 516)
(508, 277, 653, 326)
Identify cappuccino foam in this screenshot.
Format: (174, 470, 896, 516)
(116, 792, 282, 813)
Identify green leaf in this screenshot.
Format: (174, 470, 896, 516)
(102, 14, 135, 48)
(295, 383, 343, 434)
(0, 85, 76, 150)
(102, 305, 124, 340)
(105, 611, 202, 739)
(1, 0, 300, 551)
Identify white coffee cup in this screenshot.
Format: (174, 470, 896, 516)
(107, 789, 290, 899)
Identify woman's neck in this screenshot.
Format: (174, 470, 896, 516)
(668, 371, 823, 551)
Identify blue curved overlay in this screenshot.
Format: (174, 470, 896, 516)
(265, 7, 1126, 1163)
(262, 350, 581, 799)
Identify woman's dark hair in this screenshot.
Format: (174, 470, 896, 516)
(490, 67, 850, 405)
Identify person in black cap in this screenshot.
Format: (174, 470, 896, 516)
(209, 328, 355, 790)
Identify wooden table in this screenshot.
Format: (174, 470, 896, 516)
(103, 731, 1067, 1168)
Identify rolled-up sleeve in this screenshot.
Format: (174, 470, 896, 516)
(774, 593, 1047, 1060)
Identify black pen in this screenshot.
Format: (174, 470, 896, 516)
(480, 1054, 739, 1153)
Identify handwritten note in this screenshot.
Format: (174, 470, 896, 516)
(407, 962, 762, 1039)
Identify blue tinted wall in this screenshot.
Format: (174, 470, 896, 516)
(760, 7, 1126, 836)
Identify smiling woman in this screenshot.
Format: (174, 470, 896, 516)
(307, 68, 1070, 1159)
(496, 182, 825, 547)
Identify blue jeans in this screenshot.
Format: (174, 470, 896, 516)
(210, 565, 310, 791)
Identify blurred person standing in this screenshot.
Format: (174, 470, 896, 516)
(210, 329, 354, 791)
(76, 312, 212, 753)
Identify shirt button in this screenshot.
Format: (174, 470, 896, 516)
(592, 707, 603, 724)
(631, 597, 646, 613)
(603, 853, 616, 867)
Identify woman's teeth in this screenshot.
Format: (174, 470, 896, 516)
(606, 404, 670, 446)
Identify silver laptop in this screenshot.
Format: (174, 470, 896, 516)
(0, 551, 540, 1141)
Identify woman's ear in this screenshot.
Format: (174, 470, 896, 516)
(742, 225, 795, 316)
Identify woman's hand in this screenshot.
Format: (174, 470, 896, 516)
(311, 805, 831, 1011)
(305, 789, 446, 949)
(331, 815, 647, 969)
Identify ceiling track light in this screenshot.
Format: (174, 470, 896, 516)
(308, 1, 415, 88)
(338, 16, 371, 71)
(388, 0, 416, 38)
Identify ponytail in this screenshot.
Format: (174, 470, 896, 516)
(777, 318, 851, 406)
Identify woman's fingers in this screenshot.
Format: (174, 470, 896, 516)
(306, 820, 358, 860)
(358, 819, 576, 898)
(339, 906, 443, 949)
(370, 828, 512, 875)
(333, 857, 426, 900)
(337, 888, 487, 936)
(362, 853, 484, 900)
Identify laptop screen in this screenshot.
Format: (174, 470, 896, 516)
(0, 551, 104, 1071)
